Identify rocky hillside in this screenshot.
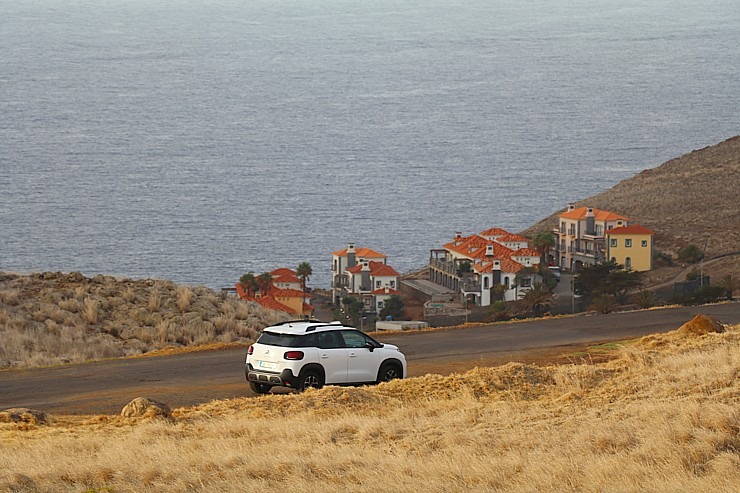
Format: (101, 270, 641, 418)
(523, 136, 740, 260)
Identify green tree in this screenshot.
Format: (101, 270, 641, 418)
(342, 296, 364, 326)
(531, 231, 556, 266)
(239, 272, 257, 298)
(575, 260, 642, 304)
(379, 295, 404, 320)
(678, 244, 704, 264)
(516, 281, 554, 317)
(256, 272, 273, 296)
(296, 262, 313, 291)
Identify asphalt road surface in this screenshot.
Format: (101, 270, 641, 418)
(1, 303, 737, 415)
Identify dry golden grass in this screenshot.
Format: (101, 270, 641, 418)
(0, 320, 737, 492)
(0, 272, 289, 369)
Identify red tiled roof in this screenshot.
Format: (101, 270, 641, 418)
(480, 227, 510, 237)
(497, 233, 528, 243)
(606, 224, 655, 235)
(302, 303, 314, 313)
(270, 268, 296, 276)
(346, 261, 399, 277)
(271, 288, 308, 298)
(474, 258, 524, 274)
(256, 296, 296, 314)
(560, 207, 629, 221)
(444, 235, 515, 260)
(273, 273, 302, 284)
(513, 248, 540, 257)
(332, 247, 387, 258)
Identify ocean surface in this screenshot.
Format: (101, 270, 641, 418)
(1, 0, 739, 289)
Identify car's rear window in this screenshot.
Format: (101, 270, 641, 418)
(257, 331, 314, 347)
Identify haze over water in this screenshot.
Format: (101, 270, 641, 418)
(2, 0, 739, 288)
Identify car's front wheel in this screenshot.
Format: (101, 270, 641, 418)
(297, 369, 324, 392)
(377, 362, 402, 383)
(249, 381, 272, 394)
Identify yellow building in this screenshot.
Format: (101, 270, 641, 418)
(605, 224, 655, 271)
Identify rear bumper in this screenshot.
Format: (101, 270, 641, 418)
(245, 364, 298, 388)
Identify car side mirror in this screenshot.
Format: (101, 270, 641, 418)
(364, 342, 375, 352)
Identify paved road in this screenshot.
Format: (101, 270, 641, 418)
(1, 303, 737, 415)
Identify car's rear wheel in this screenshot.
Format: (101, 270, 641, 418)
(377, 362, 402, 383)
(297, 369, 323, 392)
(249, 381, 272, 394)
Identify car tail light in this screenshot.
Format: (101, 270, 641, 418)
(284, 351, 304, 360)
(247, 345, 254, 355)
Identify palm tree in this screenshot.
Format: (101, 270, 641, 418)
(532, 231, 556, 266)
(296, 262, 313, 291)
(239, 272, 257, 298)
(256, 272, 273, 297)
(516, 281, 554, 317)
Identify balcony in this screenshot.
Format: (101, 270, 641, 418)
(429, 258, 460, 277)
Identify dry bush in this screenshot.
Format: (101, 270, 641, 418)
(0, 289, 21, 306)
(57, 298, 80, 313)
(176, 286, 194, 313)
(82, 298, 99, 324)
(212, 315, 238, 335)
(148, 291, 162, 312)
(122, 286, 137, 303)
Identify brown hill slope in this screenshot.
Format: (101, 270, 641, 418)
(523, 136, 740, 260)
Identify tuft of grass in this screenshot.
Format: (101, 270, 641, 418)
(82, 298, 99, 324)
(175, 287, 194, 313)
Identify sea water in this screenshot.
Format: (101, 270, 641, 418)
(1, 0, 738, 288)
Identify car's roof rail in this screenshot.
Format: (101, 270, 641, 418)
(304, 323, 352, 332)
(273, 319, 322, 326)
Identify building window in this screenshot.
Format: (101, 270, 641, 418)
(610, 238, 617, 247)
(641, 240, 648, 247)
(520, 278, 532, 288)
(625, 239, 632, 247)
(390, 281, 395, 288)
(376, 280, 381, 288)
(560, 222, 566, 233)
(625, 257, 632, 270)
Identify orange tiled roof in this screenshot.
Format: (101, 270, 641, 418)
(480, 227, 510, 237)
(497, 233, 529, 243)
(271, 288, 309, 298)
(474, 258, 525, 274)
(606, 224, 655, 235)
(513, 248, 540, 257)
(560, 206, 629, 222)
(332, 246, 387, 258)
(346, 261, 400, 277)
(273, 273, 302, 284)
(270, 268, 296, 276)
(303, 303, 314, 313)
(256, 296, 297, 314)
(444, 235, 515, 260)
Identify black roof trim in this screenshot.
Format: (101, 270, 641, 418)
(274, 319, 322, 326)
(305, 323, 353, 333)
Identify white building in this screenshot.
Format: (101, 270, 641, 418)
(332, 244, 400, 313)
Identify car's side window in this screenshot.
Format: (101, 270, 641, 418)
(317, 331, 343, 349)
(341, 330, 369, 349)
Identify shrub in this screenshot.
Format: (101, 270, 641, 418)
(678, 244, 704, 263)
(631, 289, 657, 309)
(590, 294, 617, 314)
(176, 286, 194, 313)
(83, 298, 99, 324)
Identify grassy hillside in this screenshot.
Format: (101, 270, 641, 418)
(523, 136, 740, 260)
(1, 316, 737, 492)
(0, 271, 288, 369)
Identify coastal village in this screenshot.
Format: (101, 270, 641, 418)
(235, 202, 671, 329)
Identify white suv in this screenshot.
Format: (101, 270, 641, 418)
(245, 320, 407, 393)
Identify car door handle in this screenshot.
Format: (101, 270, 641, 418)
(320, 354, 329, 359)
(349, 352, 357, 358)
